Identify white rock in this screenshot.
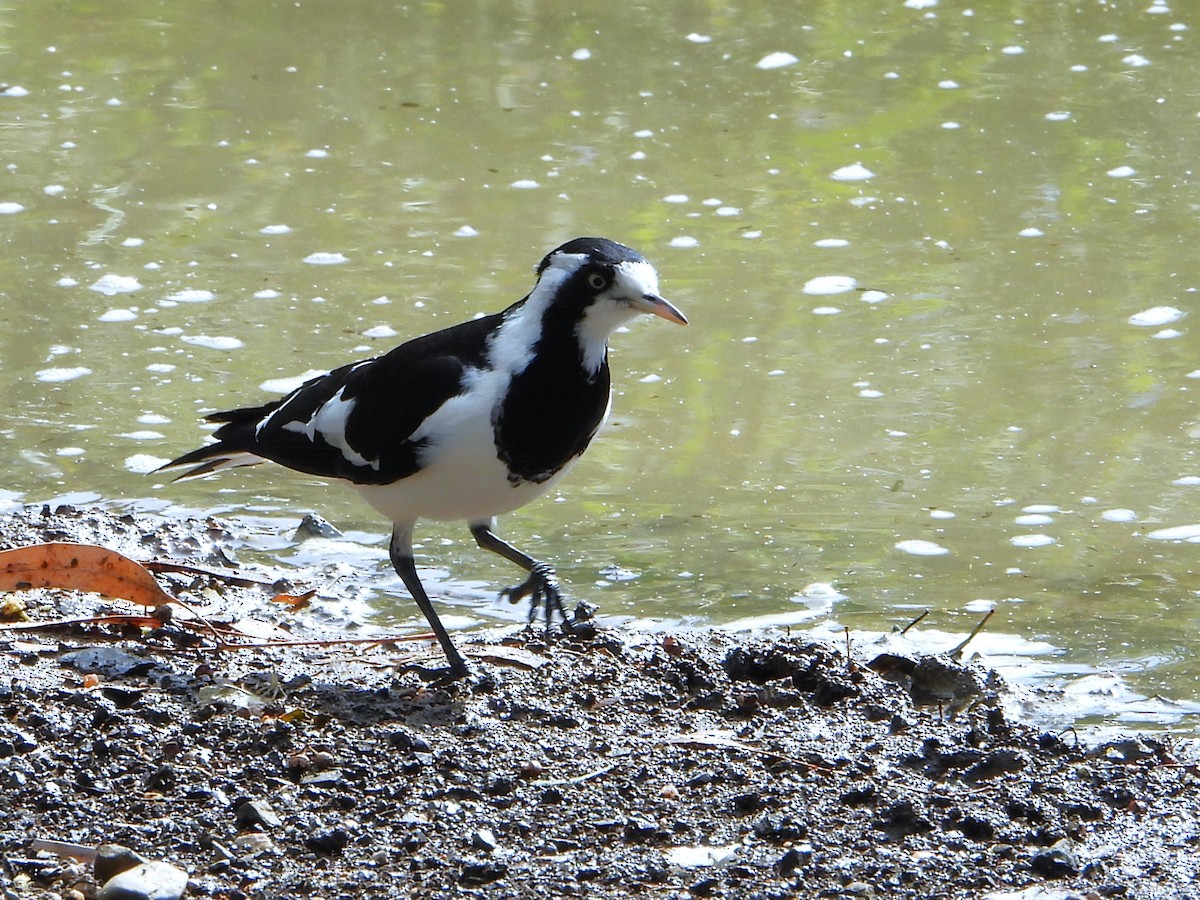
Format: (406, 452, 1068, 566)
(98, 860, 189, 900)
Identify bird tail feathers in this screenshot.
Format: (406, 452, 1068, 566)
(155, 447, 264, 482)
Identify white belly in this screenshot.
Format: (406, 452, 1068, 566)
(352, 371, 573, 525)
(354, 443, 568, 526)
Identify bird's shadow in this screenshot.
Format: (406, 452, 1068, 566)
(297, 676, 471, 727)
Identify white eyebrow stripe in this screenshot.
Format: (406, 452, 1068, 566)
(615, 259, 660, 297)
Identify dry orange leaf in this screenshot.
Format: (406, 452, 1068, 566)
(271, 589, 316, 608)
(0, 542, 176, 609)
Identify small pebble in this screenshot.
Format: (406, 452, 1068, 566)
(310, 750, 336, 770)
(303, 828, 349, 856)
(286, 753, 312, 777)
(518, 759, 544, 778)
(459, 861, 507, 886)
(231, 832, 275, 856)
(472, 828, 499, 852)
(94, 845, 147, 884)
(1031, 839, 1080, 877)
(293, 513, 343, 540)
(97, 860, 189, 900)
(623, 817, 660, 841)
(235, 799, 282, 829)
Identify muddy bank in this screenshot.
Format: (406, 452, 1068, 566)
(1, 506, 1197, 899)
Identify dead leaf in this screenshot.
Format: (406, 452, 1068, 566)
(0, 542, 176, 609)
(271, 589, 316, 608)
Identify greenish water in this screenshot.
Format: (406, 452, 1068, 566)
(3, 1, 1200, 728)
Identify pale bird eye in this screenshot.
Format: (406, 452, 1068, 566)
(587, 272, 608, 290)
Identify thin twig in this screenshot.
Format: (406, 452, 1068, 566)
(900, 609, 929, 635)
(949, 609, 994, 660)
(0, 615, 436, 652)
(532, 764, 621, 787)
(144, 559, 278, 589)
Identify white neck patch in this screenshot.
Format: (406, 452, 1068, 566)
(486, 251, 587, 376)
(489, 250, 662, 377)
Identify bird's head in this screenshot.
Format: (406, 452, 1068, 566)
(536, 237, 689, 329)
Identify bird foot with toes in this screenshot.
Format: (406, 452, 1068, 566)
(500, 563, 567, 628)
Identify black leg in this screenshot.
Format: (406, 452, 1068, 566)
(469, 521, 568, 629)
(388, 526, 469, 681)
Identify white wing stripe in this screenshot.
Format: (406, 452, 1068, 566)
(281, 386, 380, 470)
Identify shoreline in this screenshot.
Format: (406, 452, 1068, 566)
(1, 506, 1197, 898)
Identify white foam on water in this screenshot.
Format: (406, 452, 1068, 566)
(895, 539, 950, 557)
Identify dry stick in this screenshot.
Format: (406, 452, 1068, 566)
(146, 561, 329, 634)
(195, 634, 440, 651)
(900, 609, 930, 635)
(27, 839, 98, 864)
(0, 614, 255, 651)
(666, 733, 836, 773)
(0, 616, 437, 652)
(145, 559, 279, 589)
(2, 614, 171, 632)
(531, 764, 621, 787)
(166, 593, 236, 648)
(949, 609, 995, 660)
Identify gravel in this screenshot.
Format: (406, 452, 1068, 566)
(1, 506, 1197, 899)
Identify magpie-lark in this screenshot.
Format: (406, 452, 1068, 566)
(160, 237, 687, 679)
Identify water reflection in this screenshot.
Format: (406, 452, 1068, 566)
(1, 1, 1199, 726)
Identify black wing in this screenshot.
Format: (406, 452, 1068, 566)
(162, 311, 505, 485)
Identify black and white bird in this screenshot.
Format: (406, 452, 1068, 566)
(160, 237, 687, 679)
